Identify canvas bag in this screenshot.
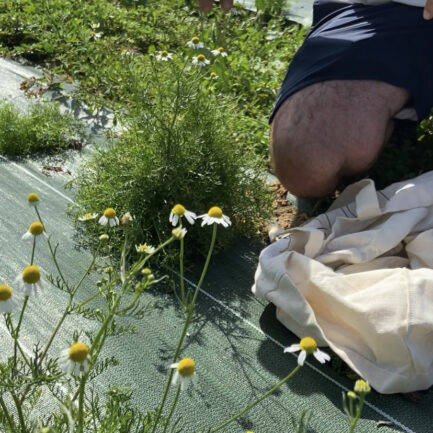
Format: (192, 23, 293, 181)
(252, 171, 433, 393)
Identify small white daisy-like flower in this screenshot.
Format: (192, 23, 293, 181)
(211, 47, 228, 57)
(187, 36, 204, 49)
(198, 206, 231, 228)
(16, 265, 43, 296)
(284, 337, 330, 366)
(156, 50, 173, 61)
(98, 208, 119, 227)
(22, 221, 48, 243)
(169, 204, 196, 226)
(192, 54, 210, 67)
(170, 357, 198, 391)
(0, 284, 19, 314)
(28, 192, 40, 207)
(78, 212, 98, 222)
(135, 244, 156, 254)
(172, 227, 187, 240)
(59, 341, 90, 377)
(209, 72, 218, 80)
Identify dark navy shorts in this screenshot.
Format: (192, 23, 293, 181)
(270, 1, 433, 123)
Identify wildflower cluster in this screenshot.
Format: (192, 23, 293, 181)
(155, 35, 229, 81)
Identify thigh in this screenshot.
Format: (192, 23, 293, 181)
(271, 79, 409, 175)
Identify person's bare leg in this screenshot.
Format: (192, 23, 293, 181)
(270, 80, 410, 198)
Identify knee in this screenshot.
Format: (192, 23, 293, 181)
(270, 121, 343, 198)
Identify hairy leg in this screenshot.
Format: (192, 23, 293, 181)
(270, 80, 410, 198)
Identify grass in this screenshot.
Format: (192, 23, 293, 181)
(0, 100, 86, 156)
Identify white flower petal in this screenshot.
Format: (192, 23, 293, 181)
(313, 349, 331, 364)
(298, 350, 307, 366)
(284, 344, 300, 353)
(98, 216, 108, 226)
(171, 370, 179, 386)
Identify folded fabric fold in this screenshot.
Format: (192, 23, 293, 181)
(253, 171, 433, 393)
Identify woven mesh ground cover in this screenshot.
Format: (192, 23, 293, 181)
(0, 57, 431, 433)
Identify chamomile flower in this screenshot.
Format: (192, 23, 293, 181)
(170, 357, 198, 391)
(198, 206, 231, 228)
(78, 213, 98, 222)
(354, 379, 371, 395)
(156, 50, 173, 61)
(192, 54, 210, 67)
(187, 36, 204, 49)
(169, 204, 196, 226)
(211, 47, 228, 57)
(28, 193, 40, 207)
(16, 265, 43, 296)
(172, 227, 187, 240)
(98, 208, 119, 227)
(209, 72, 218, 80)
(0, 285, 19, 313)
(135, 244, 156, 254)
(22, 221, 48, 243)
(284, 337, 330, 366)
(59, 341, 90, 377)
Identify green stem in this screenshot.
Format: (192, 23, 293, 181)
(190, 224, 217, 309)
(151, 225, 218, 433)
(0, 395, 16, 432)
(209, 365, 302, 433)
(30, 237, 36, 265)
(348, 396, 365, 433)
(179, 236, 185, 306)
(13, 296, 29, 371)
(162, 384, 181, 433)
(11, 392, 26, 433)
(35, 207, 67, 285)
(77, 376, 87, 433)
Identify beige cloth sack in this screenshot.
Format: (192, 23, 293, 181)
(252, 171, 433, 393)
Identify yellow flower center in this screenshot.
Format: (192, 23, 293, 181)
(197, 54, 206, 62)
(28, 193, 39, 203)
(217, 47, 224, 52)
(299, 337, 317, 354)
(210, 72, 217, 78)
(161, 50, 168, 57)
(141, 268, 152, 275)
(22, 265, 41, 284)
(103, 208, 116, 219)
(29, 222, 44, 236)
(172, 204, 186, 216)
(191, 36, 199, 44)
(208, 206, 223, 218)
(68, 342, 89, 363)
(177, 358, 195, 377)
(0, 285, 12, 301)
(83, 213, 94, 220)
(137, 244, 149, 252)
(354, 379, 371, 395)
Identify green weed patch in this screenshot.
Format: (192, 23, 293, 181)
(0, 100, 86, 156)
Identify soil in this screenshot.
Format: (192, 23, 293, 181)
(268, 180, 310, 230)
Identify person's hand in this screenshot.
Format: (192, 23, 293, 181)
(424, 0, 433, 20)
(198, 0, 234, 13)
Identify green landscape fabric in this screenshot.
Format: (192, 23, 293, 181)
(0, 58, 432, 433)
(0, 158, 431, 433)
